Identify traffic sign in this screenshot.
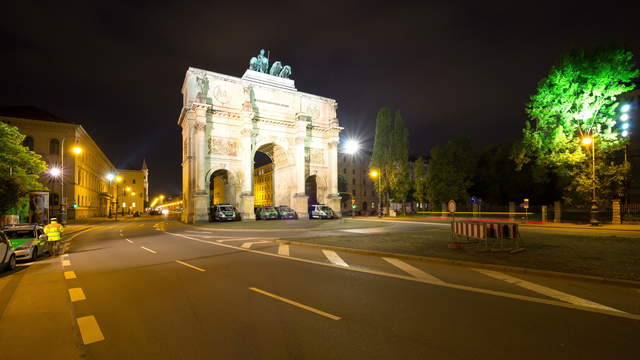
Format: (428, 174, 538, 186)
(447, 200, 456, 214)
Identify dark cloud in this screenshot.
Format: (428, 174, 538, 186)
(2, 1, 640, 195)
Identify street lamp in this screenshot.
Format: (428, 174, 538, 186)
(581, 136, 599, 226)
(112, 175, 123, 220)
(369, 169, 382, 218)
(343, 139, 360, 155)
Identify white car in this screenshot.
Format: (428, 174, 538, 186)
(2, 224, 47, 260)
(0, 231, 17, 272)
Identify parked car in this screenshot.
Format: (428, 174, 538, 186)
(308, 204, 335, 219)
(2, 224, 47, 261)
(0, 230, 17, 272)
(255, 206, 278, 220)
(210, 204, 238, 222)
(275, 205, 298, 220)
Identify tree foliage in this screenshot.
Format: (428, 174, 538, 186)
(370, 107, 393, 200)
(388, 111, 411, 213)
(0, 122, 46, 214)
(426, 137, 475, 206)
(413, 157, 428, 205)
(521, 45, 638, 204)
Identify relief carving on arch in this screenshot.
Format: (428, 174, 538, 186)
(309, 148, 324, 165)
(208, 137, 239, 156)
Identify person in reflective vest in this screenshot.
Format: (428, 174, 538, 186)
(44, 218, 65, 256)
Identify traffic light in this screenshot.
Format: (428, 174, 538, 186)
(351, 199, 356, 209)
(72, 203, 78, 209)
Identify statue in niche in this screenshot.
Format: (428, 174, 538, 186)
(196, 75, 209, 103)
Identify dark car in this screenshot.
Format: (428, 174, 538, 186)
(308, 204, 334, 219)
(275, 205, 298, 220)
(210, 204, 238, 222)
(255, 206, 278, 220)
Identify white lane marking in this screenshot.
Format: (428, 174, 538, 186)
(241, 241, 270, 249)
(165, 232, 640, 321)
(140, 246, 157, 254)
(185, 230, 213, 234)
(217, 237, 262, 242)
(62, 254, 69, 258)
(62, 259, 71, 267)
(126, 239, 133, 243)
(68, 288, 86, 302)
(64, 271, 77, 280)
(322, 250, 349, 267)
(249, 287, 341, 320)
(473, 268, 625, 313)
(119, 233, 123, 237)
(278, 243, 290, 256)
(382, 257, 445, 284)
(138, 224, 144, 227)
(76, 315, 105, 345)
(175, 260, 206, 272)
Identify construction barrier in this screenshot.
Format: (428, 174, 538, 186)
(451, 221, 524, 252)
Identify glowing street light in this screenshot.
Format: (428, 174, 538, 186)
(115, 175, 123, 183)
(581, 135, 599, 226)
(622, 130, 629, 137)
(49, 167, 62, 177)
(369, 169, 382, 218)
(620, 113, 630, 122)
(344, 139, 361, 155)
(105, 173, 115, 182)
(581, 137, 592, 145)
(620, 104, 631, 113)
(72, 145, 83, 155)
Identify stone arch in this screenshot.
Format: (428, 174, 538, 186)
(207, 169, 236, 208)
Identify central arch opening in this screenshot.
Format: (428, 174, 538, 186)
(305, 175, 318, 207)
(254, 145, 274, 207)
(209, 169, 230, 205)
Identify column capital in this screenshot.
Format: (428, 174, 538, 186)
(194, 122, 207, 132)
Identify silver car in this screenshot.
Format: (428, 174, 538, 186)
(0, 231, 17, 272)
(2, 224, 47, 260)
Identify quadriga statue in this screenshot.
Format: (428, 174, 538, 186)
(269, 61, 283, 76)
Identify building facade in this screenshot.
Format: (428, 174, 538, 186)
(253, 163, 274, 206)
(0, 107, 117, 219)
(115, 161, 149, 215)
(178, 53, 342, 223)
(338, 151, 378, 214)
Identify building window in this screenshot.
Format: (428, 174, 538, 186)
(343, 168, 346, 174)
(352, 169, 355, 175)
(23, 136, 34, 151)
(353, 189, 357, 196)
(51, 193, 60, 206)
(364, 189, 367, 196)
(132, 179, 136, 184)
(49, 139, 60, 155)
(352, 178, 355, 185)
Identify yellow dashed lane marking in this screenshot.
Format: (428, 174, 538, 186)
(64, 271, 77, 280)
(250, 287, 341, 320)
(62, 259, 71, 266)
(141, 246, 156, 254)
(175, 260, 206, 272)
(68, 288, 86, 302)
(76, 315, 105, 345)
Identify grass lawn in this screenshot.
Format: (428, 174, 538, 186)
(282, 227, 640, 281)
(195, 218, 390, 231)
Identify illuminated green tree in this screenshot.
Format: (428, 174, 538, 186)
(370, 107, 393, 206)
(388, 111, 410, 215)
(413, 157, 428, 206)
(0, 122, 46, 214)
(521, 45, 638, 204)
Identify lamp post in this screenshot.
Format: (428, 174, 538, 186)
(50, 142, 82, 223)
(581, 136, 599, 226)
(369, 170, 381, 218)
(115, 175, 123, 220)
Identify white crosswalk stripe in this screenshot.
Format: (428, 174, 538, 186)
(241, 241, 270, 249)
(278, 243, 289, 256)
(383, 257, 445, 284)
(473, 268, 625, 313)
(322, 250, 349, 267)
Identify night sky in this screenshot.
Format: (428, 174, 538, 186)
(3, 1, 640, 196)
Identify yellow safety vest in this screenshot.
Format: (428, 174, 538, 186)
(44, 222, 64, 241)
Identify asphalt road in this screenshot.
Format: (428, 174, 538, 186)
(0, 218, 638, 359)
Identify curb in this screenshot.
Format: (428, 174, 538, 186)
(276, 239, 640, 289)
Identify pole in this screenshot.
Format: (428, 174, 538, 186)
(115, 183, 118, 221)
(590, 137, 600, 226)
(60, 138, 66, 224)
(377, 175, 382, 218)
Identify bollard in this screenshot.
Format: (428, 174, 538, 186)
(472, 203, 479, 218)
(612, 200, 621, 225)
(554, 201, 562, 223)
(541, 205, 548, 222)
(508, 202, 516, 220)
(441, 203, 447, 218)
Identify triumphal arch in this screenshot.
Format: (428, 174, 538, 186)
(178, 50, 342, 223)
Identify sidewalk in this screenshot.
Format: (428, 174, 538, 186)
(355, 216, 640, 232)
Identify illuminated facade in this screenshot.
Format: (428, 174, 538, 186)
(1, 107, 117, 219)
(253, 163, 274, 206)
(115, 161, 149, 214)
(178, 60, 342, 223)
(338, 151, 378, 213)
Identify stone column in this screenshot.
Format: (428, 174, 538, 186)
(181, 109, 196, 223)
(292, 119, 309, 218)
(192, 104, 209, 223)
(554, 201, 562, 223)
(238, 127, 255, 220)
(326, 139, 341, 217)
(612, 199, 621, 225)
